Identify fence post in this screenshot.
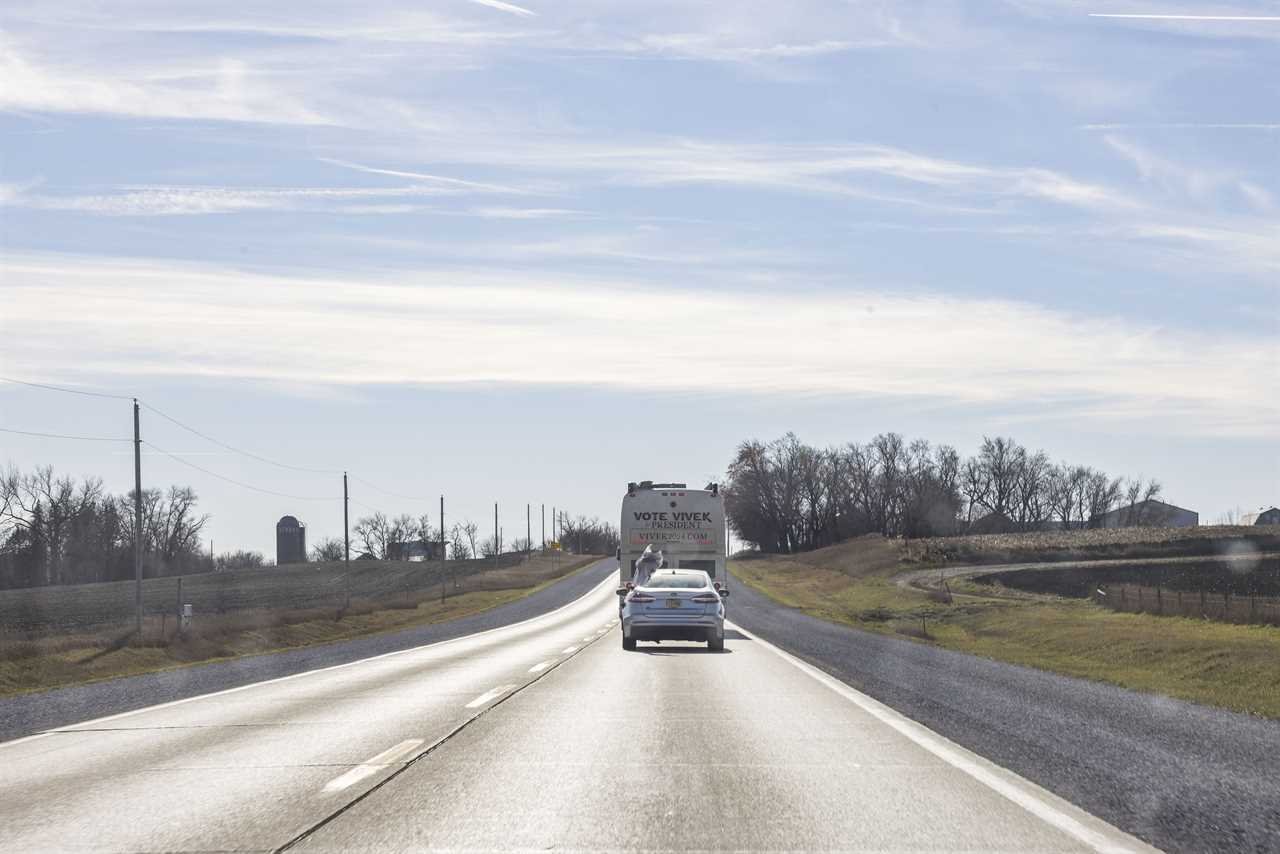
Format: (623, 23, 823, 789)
(1156, 586, 1162, 616)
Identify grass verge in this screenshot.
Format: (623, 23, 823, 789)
(0, 555, 599, 698)
(732, 537, 1280, 718)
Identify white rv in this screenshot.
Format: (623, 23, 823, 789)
(618, 481, 726, 587)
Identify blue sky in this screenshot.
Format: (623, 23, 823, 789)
(2, 1, 1278, 555)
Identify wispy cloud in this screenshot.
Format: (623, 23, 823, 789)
(0, 36, 329, 125)
(11, 174, 523, 216)
(1083, 123, 1280, 130)
(316, 158, 527, 194)
(3, 253, 1274, 438)
(1088, 14, 1280, 21)
(467, 0, 537, 17)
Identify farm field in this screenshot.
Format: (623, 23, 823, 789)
(0, 552, 573, 636)
(731, 529, 1280, 718)
(0, 553, 599, 696)
(904, 523, 1280, 566)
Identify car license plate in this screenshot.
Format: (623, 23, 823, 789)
(665, 598, 681, 608)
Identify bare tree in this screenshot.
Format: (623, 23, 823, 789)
(449, 522, 472, 560)
(215, 550, 265, 571)
(460, 520, 479, 559)
(353, 512, 390, 559)
(310, 537, 346, 562)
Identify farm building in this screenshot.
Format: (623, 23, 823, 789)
(1092, 499, 1198, 529)
(1241, 507, 1280, 526)
(276, 515, 307, 564)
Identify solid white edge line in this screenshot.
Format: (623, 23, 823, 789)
(562, 646, 579, 654)
(465, 684, 519, 709)
(727, 622, 1157, 854)
(322, 738, 425, 793)
(528, 660, 555, 673)
(0, 565, 620, 752)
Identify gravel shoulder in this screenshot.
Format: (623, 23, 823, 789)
(0, 558, 617, 743)
(728, 568, 1280, 854)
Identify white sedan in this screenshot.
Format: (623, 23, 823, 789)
(619, 569, 728, 651)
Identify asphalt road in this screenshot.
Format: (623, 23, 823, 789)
(0, 568, 1155, 853)
(727, 571, 1280, 854)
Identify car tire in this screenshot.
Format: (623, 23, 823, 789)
(622, 632, 637, 651)
(707, 632, 724, 652)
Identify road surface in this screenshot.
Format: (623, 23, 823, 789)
(0, 571, 1154, 853)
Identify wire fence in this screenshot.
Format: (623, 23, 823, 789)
(0, 553, 538, 637)
(1093, 583, 1280, 627)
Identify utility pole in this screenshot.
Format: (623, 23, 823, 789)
(552, 506, 556, 543)
(343, 472, 351, 608)
(494, 502, 499, 569)
(526, 503, 531, 560)
(541, 503, 545, 550)
(439, 494, 445, 561)
(132, 399, 143, 634)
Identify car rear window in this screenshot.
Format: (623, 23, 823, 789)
(644, 573, 706, 589)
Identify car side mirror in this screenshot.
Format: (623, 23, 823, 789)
(719, 588, 730, 598)
(615, 587, 629, 597)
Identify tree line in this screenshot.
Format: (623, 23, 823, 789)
(724, 433, 1162, 554)
(337, 511, 618, 561)
(0, 464, 217, 589)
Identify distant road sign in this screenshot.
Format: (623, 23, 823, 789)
(549, 541, 561, 551)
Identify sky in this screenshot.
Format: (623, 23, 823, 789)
(1, 0, 1278, 557)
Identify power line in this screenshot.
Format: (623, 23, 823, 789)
(142, 440, 333, 502)
(0, 426, 132, 442)
(347, 475, 435, 502)
(5, 375, 420, 504)
(0, 376, 133, 401)
(139, 401, 339, 475)
(349, 498, 390, 517)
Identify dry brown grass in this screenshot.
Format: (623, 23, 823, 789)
(732, 544, 1280, 718)
(0, 554, 599, 696)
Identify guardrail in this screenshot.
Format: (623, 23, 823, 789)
(1093, 583, 1280, 626)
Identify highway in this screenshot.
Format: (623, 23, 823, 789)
(0, 569, 1155, 853)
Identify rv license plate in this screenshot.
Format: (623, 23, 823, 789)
(665, 598, 681, 608)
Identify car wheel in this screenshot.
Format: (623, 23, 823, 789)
(622, 632, 637, 651)
(707, 632, 724, 652)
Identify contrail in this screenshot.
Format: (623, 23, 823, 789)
(1082, 123, 1280, 130)
(1089, 13, 1280, 21)
(467, 0, 537, 17)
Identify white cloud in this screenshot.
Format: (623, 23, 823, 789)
(0, 36, 328, 125)
(2, 254, 1274, 438)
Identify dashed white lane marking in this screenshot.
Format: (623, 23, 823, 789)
(528, 660, 555, 673)
(731, 623, 1153, 854)
(322, 739, 424, 794)
(562, 646, 579, 654)
(465, 684, 519, 709)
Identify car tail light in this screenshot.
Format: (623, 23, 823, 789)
(692, 593, 719, 603)
(629, 593, 655, 603)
